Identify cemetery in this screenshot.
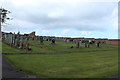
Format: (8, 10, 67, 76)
(0, 4, 119, 79)
(1, 31, 119, 78)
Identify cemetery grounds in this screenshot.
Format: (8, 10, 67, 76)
(1, 40, 119, 78)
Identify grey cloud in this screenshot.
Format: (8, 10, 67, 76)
(1, 0, 118, 32)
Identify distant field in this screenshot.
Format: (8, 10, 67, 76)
(2, 40, 119, 78)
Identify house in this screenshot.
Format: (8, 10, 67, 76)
(24, 32, 35, 37)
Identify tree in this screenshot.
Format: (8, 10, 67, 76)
(0, 8, 11, 32)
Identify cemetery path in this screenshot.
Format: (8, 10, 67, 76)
(2, 56, 36, 78)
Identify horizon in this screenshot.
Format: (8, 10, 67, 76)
(2, 31, 119, 40)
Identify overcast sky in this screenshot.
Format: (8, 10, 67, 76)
(0, 0, 119, 39)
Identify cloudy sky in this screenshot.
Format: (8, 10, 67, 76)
(0, 0, 119, 39)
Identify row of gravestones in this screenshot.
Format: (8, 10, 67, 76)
(30, 36, 95, 48)
(2, 32, 57, 50)
(31, 36, 53, 41)
(33, 36, 100, 48)
(2, 31, 100, 50)
(30, 36, 56, 45)
(2, 32, 31, 50)
(39, 36, 56, 45)
(55, 38, 101, 48)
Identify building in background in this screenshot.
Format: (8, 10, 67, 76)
(24, 32, 35, 37)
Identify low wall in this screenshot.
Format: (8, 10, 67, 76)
(106, 40, 120, 45)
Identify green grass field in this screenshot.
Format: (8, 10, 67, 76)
(2, 40, 119, 78)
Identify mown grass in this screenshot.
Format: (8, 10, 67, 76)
(2, 40, 119, 78)
(5, 50, 118, 78)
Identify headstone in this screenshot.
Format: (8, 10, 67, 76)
(4, 34, 7, 41)
(25, 43, 29, 50)
(67, 39, 69, 42)
(23, 37, 28, 49)
(12, 33, 15, 45)
(96, 41, 100, 48)
(76, 40, 79, 48)
(76, 40, 82, 48)
(6, 33, 13, 45)
(88, 40, 91, 48)
(85, 40, 88, 48)
(40, 36, 44, 44)
(51, 38, 56, 45)
(15, 38, 18, 47)
(19, 36, 23, 49)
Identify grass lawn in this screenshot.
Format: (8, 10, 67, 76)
(2, 40, 119, 78)
(5, 50, 118, 78)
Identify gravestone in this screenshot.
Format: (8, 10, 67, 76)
(16, 32, 20, 48)
(4, 34, 7, 41)
(19, 36, 23, 49)
(73, 39, 77, 43)
(2, 33, 5, 41)
(12, 33, 15, 45)
(96, 41, 100, 48)
(23, 37, 28, 49)
(25, 43, 29, 50)
(88, 40, 91, 48)
(15, 38, 18, 47)
(67, 39, 69, 42)
(76, 40, 79, 48)
(76, 40, 82, 48)
(40, 36, 44, 44)
(84, 40, 88, 48)
(51, 38, 56, 45)
(6, 33, 13, 45)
